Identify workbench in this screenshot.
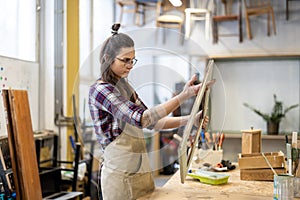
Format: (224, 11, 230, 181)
(140, 165, 299, 200)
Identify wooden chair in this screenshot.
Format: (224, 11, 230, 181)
(244, 0, 276, 40)
(38, 136, 83, 197)
(40, 95, 96, 198)
(286, 0, 300, 20)
(185, 0, 212, 40)
(212, 0, 243, 44)
(135, 0, 160, 26)
(116, 0, 137, 24)
(156, 0, 187, 44)
(72, 95, 96, 197)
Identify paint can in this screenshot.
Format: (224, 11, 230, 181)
(273, 174, 294, 200)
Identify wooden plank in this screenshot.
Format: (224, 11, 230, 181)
(2, 89, 42, 199)
(238, 152, 285, 169)
(2, 90, 22, 198)
(240, 168, 286, 181)
(178, 60, 214, 183)
(241, 129, 261, 154)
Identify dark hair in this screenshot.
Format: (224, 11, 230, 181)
(99, 23, 136, 101)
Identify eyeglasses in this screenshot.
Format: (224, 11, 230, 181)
(115, 57, 138, 66)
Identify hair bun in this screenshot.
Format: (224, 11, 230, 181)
(111, 23, 121, 35)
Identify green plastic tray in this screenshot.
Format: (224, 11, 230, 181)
(187, 170, 229, 185)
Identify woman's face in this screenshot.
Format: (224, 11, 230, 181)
(111, 47, 136, 79)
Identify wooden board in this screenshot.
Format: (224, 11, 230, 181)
(241, 129, 261, 154)
(238, 152, 285, 170)
(178, 59, 214, 183)
(2, 89, 42, 199)
(240, 168, 286, 181)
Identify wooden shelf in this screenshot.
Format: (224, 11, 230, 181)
(217, 132, 299, 140)
(209, 53, 300, 60)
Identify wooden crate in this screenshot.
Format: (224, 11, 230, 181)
(238, 152, 286, 181)
(238, 152, 285, 169)
(240, 168, 286, 181)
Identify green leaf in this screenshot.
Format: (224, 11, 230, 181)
(243, 94, 299, 123)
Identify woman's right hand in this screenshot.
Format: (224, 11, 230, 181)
(180, 74, 216, 100)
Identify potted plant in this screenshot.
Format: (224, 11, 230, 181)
(243, 94, 299, 135)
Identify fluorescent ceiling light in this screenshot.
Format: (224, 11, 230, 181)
(169, 0, 182, 7)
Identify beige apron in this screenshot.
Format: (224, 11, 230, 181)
(101, 123, 155, 200)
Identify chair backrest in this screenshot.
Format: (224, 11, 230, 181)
(161, 0, 187, 13)
(116, 0, 135, 5)
(244, 0, 271, 8)
(213, 0, 240, 16)
(136, 0, 160, 3)
(156, 0, 187, 20)
(40, 167, 62, 197)
(190, 0, 210, 9)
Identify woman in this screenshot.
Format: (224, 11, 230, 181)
(89, 23, 215, 200)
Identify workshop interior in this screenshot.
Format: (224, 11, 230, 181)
(0, 0, 300, 199)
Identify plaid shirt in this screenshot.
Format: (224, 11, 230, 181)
(89, 81, 146, 148)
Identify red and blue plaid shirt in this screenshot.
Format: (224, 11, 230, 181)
(89, 81, 146, 148)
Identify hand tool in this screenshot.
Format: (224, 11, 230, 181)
(205, 132, 213, 149)
(201, 129, 207, 150)
(287, 143, 292, 175)
(212, 133, 217, 150)
(218, 133, 225, 150)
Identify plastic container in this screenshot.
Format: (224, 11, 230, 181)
(294, 177, 300, 198)
(191, 149, 223, 168)
(273, 174, 294, 200)
(187, 170, 229, 185)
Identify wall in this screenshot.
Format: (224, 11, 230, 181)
(211, 58, 300, 134)
(71, 1, 300, 166)
(0, 56, 39, 136)
(111, 0, 300, 135)
(108, 0, 300, 160)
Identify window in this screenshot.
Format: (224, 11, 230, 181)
(0, 0, 37, 61)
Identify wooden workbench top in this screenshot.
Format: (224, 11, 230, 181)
(140, 166, 275, 200)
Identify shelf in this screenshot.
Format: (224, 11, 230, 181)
(217, 132, 299, 140)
